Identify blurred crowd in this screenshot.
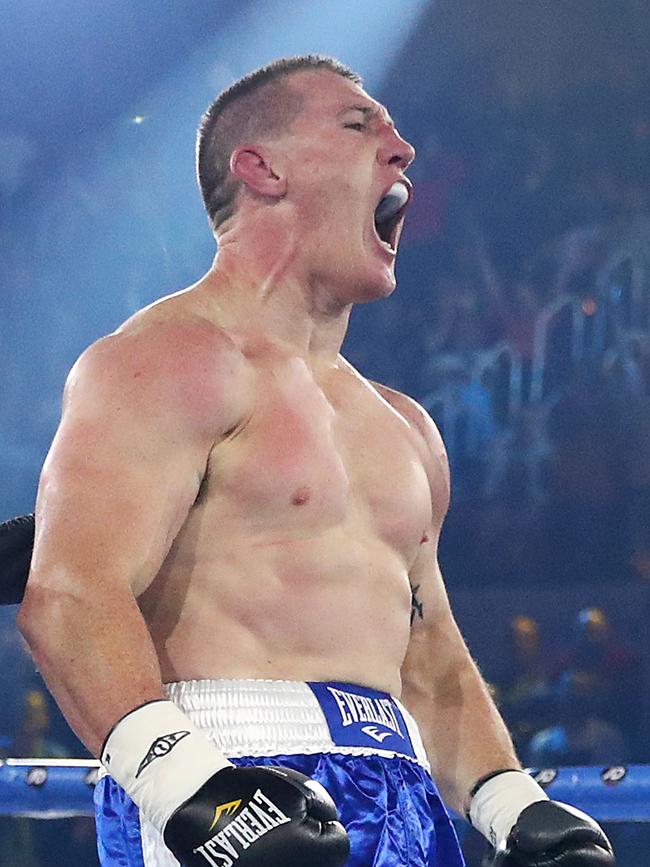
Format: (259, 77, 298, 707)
(493, 608, 643, 765)
(465, 607, 648, 867)
(345, 54, 650, 595)
(0, 612, 95, 864)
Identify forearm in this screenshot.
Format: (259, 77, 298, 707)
(403, 656, 519, 814)
(18, 582, 164, 756)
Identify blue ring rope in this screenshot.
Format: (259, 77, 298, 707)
(0, 760, 648, 822)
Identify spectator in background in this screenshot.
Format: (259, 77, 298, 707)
(545, 364, 626, 581)
(604, 337, 650, 582)
(522, 607, 642, 767)
(496, 616, 552, 754)
(0, 688, 73, 867)
(0, 685, 98, 866)
(10, 688, 70, 760)
(473, 230, 548, 383)
(0, 609, 36, 745)
(484, 402, 552, 505)
(420, 272, 488, 369)
(525, 670, 628, 767)
(421, 355, 496, 498)
(550, 608, 642, 756)
(552, 217, 612, 300)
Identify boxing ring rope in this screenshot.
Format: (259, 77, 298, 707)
(1, 759, 649, 823)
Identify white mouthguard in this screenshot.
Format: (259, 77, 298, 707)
(375, 182, 409, 222)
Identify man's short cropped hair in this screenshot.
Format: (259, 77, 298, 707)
(196, 55, 362, 232)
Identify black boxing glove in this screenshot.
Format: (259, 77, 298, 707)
(101, 701, 349, 867)
(0, 513, 34, 605)
(164, 764, 349, 867)
(468, 770, 614, 867)
(494, 800, 615, 867)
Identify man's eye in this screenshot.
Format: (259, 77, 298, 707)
(344, 123, 366, 132)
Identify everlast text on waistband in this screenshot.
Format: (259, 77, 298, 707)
(327, 687, 403, 737)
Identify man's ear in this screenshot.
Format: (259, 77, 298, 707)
(229, 145, 286, 199)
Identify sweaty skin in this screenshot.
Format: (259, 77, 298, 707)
(18, 68, 518, 816)
(94, 293, 441, 693)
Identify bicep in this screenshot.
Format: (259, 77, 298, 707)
(29, 338, 217, 599)
(35, 409, 201, 597)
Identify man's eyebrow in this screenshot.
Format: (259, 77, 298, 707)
(337, 104, 395, 127)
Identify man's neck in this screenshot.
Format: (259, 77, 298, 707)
(198, 232, 353, 368)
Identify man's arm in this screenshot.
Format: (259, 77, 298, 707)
(396, 402, 519, 814)
(401, 549, 519, 815)
(371, 383, 518, 812)
(397, 395, 614, 864)
(17, 321, 350, 867)
(17, 319, 251, 756)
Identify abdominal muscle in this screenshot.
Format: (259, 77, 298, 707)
(138, 349, 432, 698)
(139, 520, 414, 697)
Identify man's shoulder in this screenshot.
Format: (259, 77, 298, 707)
(65, 299, 252, 433)
(118, 288, 244, 358)
(367, 378, 451, 511)
(369, 380, 444, 448)
(74, 298, 247, 388)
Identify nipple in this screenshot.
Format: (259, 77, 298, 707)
(420, 533, 430, 544)
(291, 487, 311, 506)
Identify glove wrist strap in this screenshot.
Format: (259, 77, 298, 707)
(101, 699, 231, 833)
(468, 769, 549, 848)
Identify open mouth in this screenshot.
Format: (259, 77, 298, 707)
(373, 181, 411, 251)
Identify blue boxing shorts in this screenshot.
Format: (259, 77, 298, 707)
(94, 679, 466, 867)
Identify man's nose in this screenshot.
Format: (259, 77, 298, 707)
(377, 128, 415, 170)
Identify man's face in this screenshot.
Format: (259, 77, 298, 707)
(278, 71, 415, 304)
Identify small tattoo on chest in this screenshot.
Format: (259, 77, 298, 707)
(410, 584, 424, 625)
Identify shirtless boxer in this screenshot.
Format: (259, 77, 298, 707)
(15, 56, 614, 866)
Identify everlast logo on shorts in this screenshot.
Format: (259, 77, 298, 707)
(327, 687, 403, 738)
(194, 789, 291, 866)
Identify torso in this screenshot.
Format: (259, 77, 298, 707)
(136, 299, 447, 696)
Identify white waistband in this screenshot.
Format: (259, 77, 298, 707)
(163, 678, 430, 769)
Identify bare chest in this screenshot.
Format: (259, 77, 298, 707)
(204, 360, 434, 562)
